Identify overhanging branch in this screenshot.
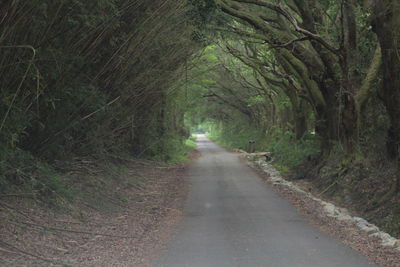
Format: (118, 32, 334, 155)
(230, 0, 340, 55)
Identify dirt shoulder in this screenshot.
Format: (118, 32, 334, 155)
(0, 152, 198, 266)
(242, 155, 400, 267)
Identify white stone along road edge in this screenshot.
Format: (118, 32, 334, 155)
(241, 151, 400, 251)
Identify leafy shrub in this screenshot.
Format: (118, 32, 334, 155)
(207, 122, 320, 173)
(267, 132, 320, 173)
(207, 124, 269, 152)
(0, 148, 72, 202)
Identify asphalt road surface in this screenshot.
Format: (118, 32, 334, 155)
(155, 135, 376, 267)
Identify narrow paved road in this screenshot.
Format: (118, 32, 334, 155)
(155, 135, 376, 267)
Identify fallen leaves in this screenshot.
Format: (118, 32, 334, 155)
(0, 160, 189, 266)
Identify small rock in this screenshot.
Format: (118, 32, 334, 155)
(323, 203, 337, 216)
(362, 226, 379, 235)
(381, 237, 399, 248)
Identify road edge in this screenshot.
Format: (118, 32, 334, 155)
(241, 152, 400, 267)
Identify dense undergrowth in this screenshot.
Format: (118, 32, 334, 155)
(0, 0, 201, 202)
(301, 146, 400, 238)
(207, 125, 320, 173)
(0, 136, 195, 207)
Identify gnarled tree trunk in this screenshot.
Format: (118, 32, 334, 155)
(371, 0, 400, 193)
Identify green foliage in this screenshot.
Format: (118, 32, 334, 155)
(208, 124, 268, 152)
(187, 0, 230, 42)
(185, 138, 197, 149)
(246, 95, 265, 107)
(206, 120, 319, 173)
(0, 148, 73, 203)
(0, 0, 200, 197)
(151, 135, 187, 163)
(381, 206, 400, 237)
(267, 132, 320, 173)
(146, 134, 196, 164)
(187, 0, 218, 26)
